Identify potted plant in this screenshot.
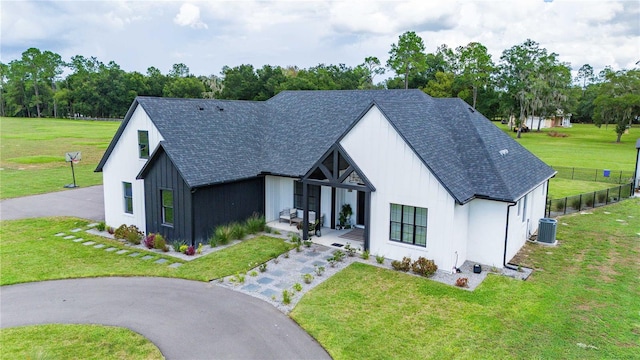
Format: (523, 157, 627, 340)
(339, 204, 353, 229)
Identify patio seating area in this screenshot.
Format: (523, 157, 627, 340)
(267, 220, 364, 251)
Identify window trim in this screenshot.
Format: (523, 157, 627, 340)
(160, 188, 174, 227)
(138, 130, 149, 159)
(389, 203, 427, 247)
(123, 182, 133, 214)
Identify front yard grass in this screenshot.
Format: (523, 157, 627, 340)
(0, 217, 293, 285)
(291, 198, 640, 359)
(1, 324, 163, 360)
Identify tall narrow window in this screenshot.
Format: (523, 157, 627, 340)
(161, 189, 173, 226)
(389, 203, 428, 247)
(123, 182, 133, 214)
(138, 130, 149, 158)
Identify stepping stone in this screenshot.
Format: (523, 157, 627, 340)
(260, 288, 278, 298)
(94, 244, 106, 249)
(54, 233, 65, 237)
(82, 241, 96, 246)
(304, 252, 321, 257)
(274, 281, 293, 289)
(141, 255, 154, 260)
(299, 266, 315, 274)
(87, 223, 99, 228)
(257, 277, 274, 284)
(296, 258, 308, 264)
(312, 260, 326, 266)
(154, 258, 168, 264)
(105, 247, 118, 252)
(616, 219, 625, 222)
(269, 269, 285, 277)
(116, 250, 128, 255)
(63, 235, 75, 240)
(168, 262, 183, 268)
(73, 238, 85, 242)
(70, 228, 83, 233)
(241, 284, 260, 292)
(128, 252, 141, 257)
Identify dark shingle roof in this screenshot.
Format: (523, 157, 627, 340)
(98, 90, 555, 203)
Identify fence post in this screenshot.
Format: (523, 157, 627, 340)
(619, 171, 622, 184)
(606, 188, 609, 204)
(593, 191, 596, 207)
(564, 197, 567, 215)
(594, 169, 598, 182)
(618, 185, 622, 201)
(571, 167, 575, 180)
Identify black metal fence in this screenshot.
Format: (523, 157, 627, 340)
(553, 166, 634, 184)
(546, 182, 634, 217)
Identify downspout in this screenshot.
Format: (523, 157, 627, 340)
(503, 201, 518, 271)
(544, 179, 551, 218)
(190, 188, 197, 247)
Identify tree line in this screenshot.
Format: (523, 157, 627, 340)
(1, 31, 638, 141)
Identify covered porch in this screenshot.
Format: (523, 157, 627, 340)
(267, 219, 365, 251)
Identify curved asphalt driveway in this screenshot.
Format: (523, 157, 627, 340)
(0, 185, 105, 221)
(1, 277, 330, 360)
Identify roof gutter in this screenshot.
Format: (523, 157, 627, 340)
(503, 201, 519, 271)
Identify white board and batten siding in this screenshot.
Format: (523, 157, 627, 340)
(340, 105, 462, 272)
(102, 105, 163, 231)
(264, 176, 294, 222)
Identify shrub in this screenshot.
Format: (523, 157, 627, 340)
(214, 225, 232, 245)
(179, 244, 188, 253)
(114, 224, 128, 239)
(249, 271, 258, 277)
(597, 191, 607, 203)
(302, 273, 314, 284)
(391, 256, 412, 272)
(185, 245, 195, 256)
(245, 213, 266, 234)
(303, 240, 312, 248)
(232, 272, 245, 284)
(584, 195, 595, 207)
(96, 222, 106, 231)
(293, 283, 303, 292)
(259, 263, 268, 272)
(282, 289, 292, 305)
(154, 234, 167, 251)
(361, 250, 370, 260)
(328, 258, 337, 267)
(569, 197, 582, 210)
(290, 234, 301, 244)
(375, 254, 385, 264)
(144, 233, 155, 249)
(196, 242, 203, 254)
(411, 257, 438, 277)
(114, 224, 143, 244)
(552, 200, 565, 212)
(230, 222, 246, 240)
(344, 243, 356, 257)
(172, 239, 185, 252)
(332, 250, 345, 262)
(126, 230, 142, 245)
(314, 265, 325, 276)
(455, 277, 469, 288)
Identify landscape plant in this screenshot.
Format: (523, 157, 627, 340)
(314, 265, 325, 276)
(411, 257, 438, 277)
(391, 256, 412, 272)
(455, 277, 469, 287)
(154, 234, 167, 252)
(375, 254, 385, 264)
(293, 283, 303, 292)
(259, 263, 267, 272)
(282, 289, 292, 305)
(96, 222, 106, 232)
(143, 233, 155, 249)
(230, 222, 246, 240)
(245, 213, 266, 234)
(302, 273, 314, 284)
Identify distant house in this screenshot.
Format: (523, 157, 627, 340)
(96, 90, 555, 271)
(510, 110, 572, 130)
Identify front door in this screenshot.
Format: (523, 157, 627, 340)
(357, 191, 365, 226)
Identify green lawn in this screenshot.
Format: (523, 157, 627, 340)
(291, 198, 640, 359)
(0, 117, 119, 199)
(0, 217, 293, 285)
(1, 324, 163, 360)
(497, 123, 637, 170)
(548, 178, 618, 199)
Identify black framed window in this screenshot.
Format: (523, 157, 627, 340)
(138, 130, 149, 159)
(123, 182, 133, 214)
(293, 181, 320, 214)
(161, 189, 173, 226)
(390, 203, 427, 247)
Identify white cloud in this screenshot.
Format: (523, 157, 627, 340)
(174, 3, 208, 29)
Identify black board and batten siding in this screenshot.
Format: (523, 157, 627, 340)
(143, 149, 266, 245)
(143, 150, 193, 243)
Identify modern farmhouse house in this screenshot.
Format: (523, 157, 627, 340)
(96, 90, 555, 272)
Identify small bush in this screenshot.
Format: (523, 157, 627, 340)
(290, 234, 301, 244)
(282, 289, 291, 305)
(455, 277, 469, 288)
(126, 230, 142, 245)
(293, 283, 303, 292)
(361, 250, 370, 260)
(314, 265, 325, 276)
(328, 258, 337, 267)
(597, 191, 607, 203)
(332, 250, 345, 262)
(172, 239, 185, 252)
(154, 234, 167, 251)
(230, 222, 246, 240)
(569, 197, 582, 210)
(259, 263, 267, 272)
(114, 224, 143, 244)
(249, 271, 258, 277)
(375, 254, 385, 264)
(391, 256, 412, 272)
(96, 222, 106, 231)
(179, 244, 188, 253)
(144, 233, 155, 249)
(245, 213, 266, 234)
(214, 225, 232, 245)
(552, 200, 565, 212)
(114, 224, 128, 239)
(232, 272, 245, 284)
(303, 240, 312, 248)
(196, 243, 203, 254)
(344, 243, 356, 257)
(584, 195, 595, 207)
(185, 245, 195, 256)
(302, 273, 314, 284)
(411, 257, 438, 277)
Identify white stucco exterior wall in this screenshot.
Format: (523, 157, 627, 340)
(340, 105, 459, 271)
(264, 176, 294, 222)
(466, 199, 509, 268)
(102, 105, 163, 231)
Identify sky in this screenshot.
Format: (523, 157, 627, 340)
(1, 0, 639, 81)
